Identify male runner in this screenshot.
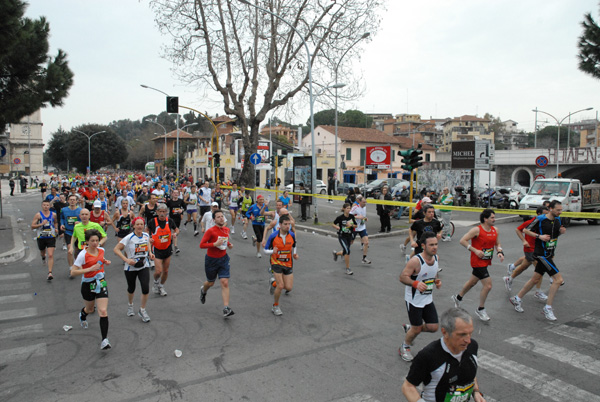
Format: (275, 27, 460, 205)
(227, 183, 241, 234)
(69, 209, 107, 259)
(264, 215, 298, 316)
(184, 185, 200, 235)
(201, 202, 227, 233)
(503, 206, 548, 299)
(198, 180, 212, 217)
(452, 209, 504, 321)
(399, 232, 442, 362)
(402, 308, 485, 402)
(166, 189, 185, 254)
(31, 200, 59, 280)
(148, 203, 178, 296)
(350, 195, 372, 264)
(246, 195, 271, 258)
(61, 194, 82, 268)
(199, 209, 235, 317)
(409, 205, 442, 258)
(239, 189, 253, 239)
(510, 200, 566, 321)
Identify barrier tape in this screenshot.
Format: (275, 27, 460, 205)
(219, 185, 600, 220)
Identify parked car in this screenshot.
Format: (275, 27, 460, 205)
(337, 182, 354, 195)
(286, 179, 327, 194)
(390, 180, 411, 197)
(363, 178, 404, 198)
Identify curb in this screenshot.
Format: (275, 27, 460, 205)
(0, 215, 26, 264)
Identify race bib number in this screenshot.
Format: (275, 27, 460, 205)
(482, 248, 494, 260)
(422, 278, 435, 295)
(546, 239, 557, 250)
(121, 224, 130, 230)
(232, 197, 238, 203)
(159, 234, 169, 243)
(67, 216, 78, 225)
(444, 384, 474, 402)
(256, 216, 265, 223)
(134, 242, 149, 255)
(172, 208, 182, 214)
(277, 250, 290, 262)
(217, 236, 228, 250)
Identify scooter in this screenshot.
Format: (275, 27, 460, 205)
(454, 186, 466, 206)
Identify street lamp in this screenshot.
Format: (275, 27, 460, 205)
(144, 119, 168, 174)
(238, 0, 319, 222)
(71, 129, 106, 174)
(178, 122, 198, 177)
(533, 107, 593, 176)
(333, 32, 370, 186)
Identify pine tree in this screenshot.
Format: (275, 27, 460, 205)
(578, 8, 600, 80)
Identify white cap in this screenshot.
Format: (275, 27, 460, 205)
(422, 197, 432, 203)
(93, 200, 102, 208)
(211, 202, 219, 207)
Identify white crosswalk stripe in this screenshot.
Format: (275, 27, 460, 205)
(505, 335, 600, 377)
(0, 282, 31, 292)
(547, 323, 600, 345)
(0, 307, 37, 321)
(479, 349, 600, 402)
(0, 343, 47, 365)
(0, 273, 31, 281)
(0, 324, 44, 340)
(0, 294, 34, 304)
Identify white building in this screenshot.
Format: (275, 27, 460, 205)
(4, 110, 45, 175)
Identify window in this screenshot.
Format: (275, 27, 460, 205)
(346, 148, 352, 160)
(426, 153, 431, 162)
(360, 148, 366, 166)
(392, 150, 396, 162)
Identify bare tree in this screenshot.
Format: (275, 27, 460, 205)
(150, 0, 383, 185)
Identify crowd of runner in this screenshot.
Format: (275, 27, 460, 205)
(29, 172, 568, 401)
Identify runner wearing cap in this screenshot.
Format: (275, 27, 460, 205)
(201, 202, 228, 233)
(90, 200, 114, 231)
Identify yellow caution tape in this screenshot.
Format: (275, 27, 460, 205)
(220, 186, 600, 220)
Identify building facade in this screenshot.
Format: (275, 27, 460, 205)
(440, 115, 494, 152)
(2, 110, 45, 175)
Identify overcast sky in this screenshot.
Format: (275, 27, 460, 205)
(25, 0, 600, 146)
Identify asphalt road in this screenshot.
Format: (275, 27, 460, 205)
(1, 192, 599, 402)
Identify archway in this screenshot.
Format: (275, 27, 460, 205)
(511, 168, 532, 187)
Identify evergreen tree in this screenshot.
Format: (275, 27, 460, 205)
(578, 7, 600, 80)
(0, 0, 74, 132)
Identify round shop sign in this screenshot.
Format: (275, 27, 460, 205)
(14, 158, 21, 164)
(369, 149, 388, 163)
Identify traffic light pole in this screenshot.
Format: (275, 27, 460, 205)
(275, 155, 279, 198)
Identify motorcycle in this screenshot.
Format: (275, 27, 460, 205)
(454, 186, 467, 206)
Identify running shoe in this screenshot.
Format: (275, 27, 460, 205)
(345, 268, 354, 275)
(231, 227, 235, 234)
(399, 244, 406, 254)
(252, 235, 257, 246)
(503, 276, 513, 292)
(534, 291, 548, 301)
(42, 257, 46, 265)
(543, 305, 557, 321)
(194, 231, 199, 237)
(79, 312, 88, 329)
(332, 250, 338, 262)
(174, 246, 180, 254)
(509, 296, 524, 313)
(272, 305, 283, 316)
(442, 236, 451, 242)
(399, 344, 413, 362)
(223, 306, 235, 317)
(62, 244, 67, 251)
(269, 278, 276, 295)
(138, 309, 151, 323)
(451, 295, 461, 308)
(402, 324, 411, 333)
(362, 258, 372, 264)
(475, 308, 490, 321)
(199, 286, 206, 304)
(100, 338, 111, 350)
(127, 304, 135, 317)
(549, 277, 565, 286)
(152, 281, 160, 294)
(405, 255, 410, 263)
(285, 289, 292, 295)
(47, 273, 53, 281)
(158, 285, 167, 297)
(242, 231, 248, 239)
(507, 263, 515, 274)
(256, 252, 261, 258)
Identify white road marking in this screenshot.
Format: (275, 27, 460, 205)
(329, 394, 381, 402)
(0, 307, 37, 322)
(0, 294, 34, 304)
(548, 324, 600, 345)
(0, 273, 31, 281)
(0, 324, 44, 340)
(506, 335, 600, 376)
(0, 343, 47, 364)
(0, 282, 31, 292)
(478, 350, 600, 402)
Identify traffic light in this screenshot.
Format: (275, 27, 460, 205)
(213, 153, 221, 168)
(399, 149, 413, 171)
(277, 155, 283, 167)
(410, 144, 424, 169)
(166, 96, 179, 113)
(270, 156, 276, 166)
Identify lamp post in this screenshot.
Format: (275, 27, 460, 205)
(238, 0, 319, 223)
(144, 119, 168, 174)
(177, 122, 198, 178)
(333, 32, 370, 186)
(533, 107, 593, 176)
(71, 129, 106, 174)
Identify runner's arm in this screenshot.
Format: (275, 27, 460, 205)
(30, 213, 41, 230)
(400, 379, 423, 402)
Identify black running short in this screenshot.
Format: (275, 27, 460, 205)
(405, 301, 439, 326)
(252, 224, 264, 243)
(153, 246, 173, 260)
(471, 266, 490, 280)
(37, 237, 56, 250)
(81, 279, 108, 301)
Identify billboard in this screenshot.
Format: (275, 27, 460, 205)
(365, 146, 391, 169)
(235, 139, 272, 170)
(292, 156, 312, 204)
(451, 141, 475, 169)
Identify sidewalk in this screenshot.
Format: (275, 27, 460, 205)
(0, 182, 36, 263)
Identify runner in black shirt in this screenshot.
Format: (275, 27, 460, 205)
(510, 200, 566, 321)
(409, 205, 442, 257)
(402, 308, 485, 402)
(166, 189, 185, 254)
(332, 203, 357, 276)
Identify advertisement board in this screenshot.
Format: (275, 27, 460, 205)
(365, 146, 391, 169)
(292, 156, 312, 204)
